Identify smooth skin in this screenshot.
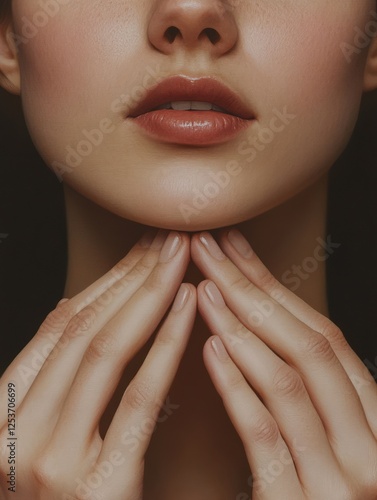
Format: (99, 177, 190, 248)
(0, 230, 197, 499)
(192, 229, 377, 499)
(1, 0, 377, 498)
(1, 229, 377, 499)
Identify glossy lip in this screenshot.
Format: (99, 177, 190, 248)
(128, 75, 255, 119)
(127, 76, 256, 146)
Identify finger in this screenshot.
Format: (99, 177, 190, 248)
(191, 234, 376, 469)
(0, 230, 157, 411)
(199, 281, 343, 496)
(218, 229, 377, 434)
(19, 231, 168, 426)
(203, 336, 303, 500)
(99, 284, 196, 489)
(50, 232, 190, 453)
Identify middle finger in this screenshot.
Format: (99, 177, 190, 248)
(192, 232, 374, 462)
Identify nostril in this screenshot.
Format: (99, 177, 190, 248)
(202, 28, 221, 45)
(165, 26, 180, 44)
(164, 26, 221, 46)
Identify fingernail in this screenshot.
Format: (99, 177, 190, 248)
(211, 336, 229, 362)
(159, 232, 181, 262)
(139, 230, 156, 248)
(151, 230, 168, 250)
(58, 298, 69, 306)
(204, 281, 226, 308)
(172, 284, 190, 312)
(227, 230, 253, 259)
(199, 232, 226, 261)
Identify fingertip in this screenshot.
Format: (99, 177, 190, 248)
(184, 282, 197, 300)
(172, 283, 197, 312)
(171, 283, 191, 312)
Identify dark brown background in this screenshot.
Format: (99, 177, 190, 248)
(1, 87, 377, 375)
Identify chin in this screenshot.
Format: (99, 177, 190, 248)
(131, 209, 250, 233)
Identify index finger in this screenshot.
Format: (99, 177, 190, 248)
(216, 229, 377, 411)
(0, 230, 160, 410)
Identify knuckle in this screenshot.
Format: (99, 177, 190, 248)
(248, 414, 280, 448)
(84, 331, 118, 364)
(229, 274, 255, 294)
(297, 330, 335, 362)
(225, 370, 246, 392)
(272, 364, 305, 399)
(234, 324, 252, 342)
(254, 265, 278, 293)
(65, 307, 97, 338)
(131, 260, 152, 280)
(112, 258, 132, 278)
(37, 303, 76, 336)
(319, 318, 349, 352)
(122, 259, 153, 286)
(122, 378, 156, 412)
(142, 266, 165, 293)
(32, 454, 60, 490)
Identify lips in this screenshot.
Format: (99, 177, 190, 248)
(127, 76, 256, 146)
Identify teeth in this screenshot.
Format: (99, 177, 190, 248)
(155, 101, 226, 112)
(189, 101, 213, 111)
(172, 101, 193, 111)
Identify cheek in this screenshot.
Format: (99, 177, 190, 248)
(14, 1, 141, 151)
(10, 1, 374, 230)
(241, 5, 370, 168)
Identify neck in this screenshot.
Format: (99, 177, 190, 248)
(63, 174, 330, 317)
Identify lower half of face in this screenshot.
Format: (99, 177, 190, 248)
(13, 0, 374, 230)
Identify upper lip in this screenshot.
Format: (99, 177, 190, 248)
(128, 76, 255, 120)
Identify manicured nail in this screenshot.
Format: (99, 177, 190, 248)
(172, 284, 190, 312)
(151, 230, 168, 250)
(199, 232, 226, 261)
(227, 230, 253, 259)
(211, 336, 229, 362)
(139, 230, 156, 248)
(159, 232, 181, 262)
(204, 281, 226, 308)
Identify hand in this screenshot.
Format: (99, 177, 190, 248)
(192, 229, 377, 500)
(0, 230, 196, 500)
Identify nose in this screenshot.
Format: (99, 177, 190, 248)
(148, 0, 238, 57)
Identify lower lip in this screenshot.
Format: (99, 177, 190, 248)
(130, 110, 253, 146)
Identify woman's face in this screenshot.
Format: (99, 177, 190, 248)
(8, 0, 377, 230)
